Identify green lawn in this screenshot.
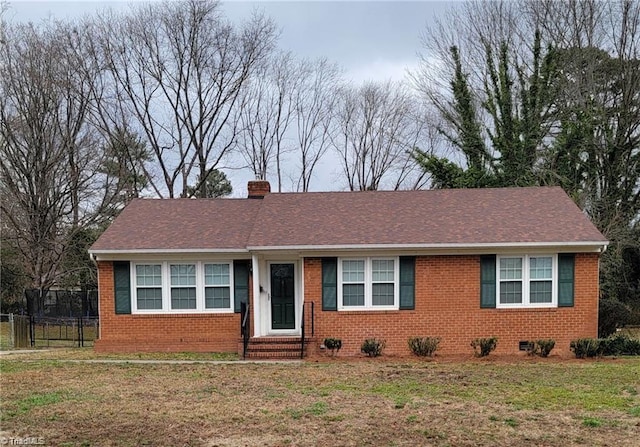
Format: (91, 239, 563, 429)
(1, 352, 639, 446)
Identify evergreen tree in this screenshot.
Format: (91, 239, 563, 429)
(414, 32, 556, 189)
(185, 169, 232, 198)
(413, 45, 494, 188)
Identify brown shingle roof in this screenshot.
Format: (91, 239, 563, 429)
(248, 187, 606, 247)
(90, 187, 607, 254)
(90, 198, 262, 251)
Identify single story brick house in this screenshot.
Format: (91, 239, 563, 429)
(89, 181, 608, 357)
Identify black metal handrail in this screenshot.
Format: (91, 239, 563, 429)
(240, 302, 250, 359)
(311, 302, 314, 336)
(300, 303, 305, 359)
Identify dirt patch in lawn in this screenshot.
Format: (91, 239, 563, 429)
(1, 358, 639, 446)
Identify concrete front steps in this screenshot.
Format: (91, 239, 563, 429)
(240, 336, 315, 359)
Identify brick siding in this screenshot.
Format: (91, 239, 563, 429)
(303, 254, 599, 356)
(96, 253, 599, 355)
(95, 261, 241, 353)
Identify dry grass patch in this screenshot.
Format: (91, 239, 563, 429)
(1, 356, 639, 446)
(0, 321, 13, 350)
(1, 348, 238, 361)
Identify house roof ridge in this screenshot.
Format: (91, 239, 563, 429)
(265, 185, 564, 195)
(128, 196, 253, 201)
(90, 185, 607, 254)
(129, 185, 565, 200)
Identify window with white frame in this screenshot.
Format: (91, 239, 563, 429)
(170, 264, 197, 310)
(342, 260, 365, 306)
(529, 257, 553, 304)
(372, 259, 395, 306)
(135, 264, 163, 310)
(132, 261, 234, 313)
(338, 258, 398, 310)
(204, 263, 231, 309)
(497, 255, 555, 307)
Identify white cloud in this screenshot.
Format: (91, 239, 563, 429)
(345, 58, 419, 85)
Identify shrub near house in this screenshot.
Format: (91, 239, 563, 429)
(89, 182, 607, 356)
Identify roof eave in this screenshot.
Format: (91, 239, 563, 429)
(89, 248, 250, 261)
(247, 241, 609, 253)
(89, 240, 609, 261)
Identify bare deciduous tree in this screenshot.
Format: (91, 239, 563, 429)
(236, 52, 297, 190)
(96, 0, 277, 198)
(292, 58, 341, 192)
(236, 55, 341, 192)
(332, 81, 425, 191)
(0, 21, 119, 291)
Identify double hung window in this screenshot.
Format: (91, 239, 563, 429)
(135, 264, 163, 310)
(170, 264, 196, 309)
(338, 258, 398, 310)
(204, 264, 231, 309)
(132, 261, 234, 313)
(497, 255, 555, 307)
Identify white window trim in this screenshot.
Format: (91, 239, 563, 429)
(496, 254, 557, 309)
(133, 263, 163, 311)
(169, 263, 198, 311)
(131, 261, 235, 314)
(203, 263, 233, 311)
(337, 257, 399, 311)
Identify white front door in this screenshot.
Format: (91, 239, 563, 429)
(253, 255, 303, 337)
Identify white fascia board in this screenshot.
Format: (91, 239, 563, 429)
(91, 241, 609, 261)
(247, 241, 608, 253)
(90, 248, 249, 261)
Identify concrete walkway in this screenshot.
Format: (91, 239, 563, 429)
(0, 352, 302, 365)
(0, 350, 47, 356)
(55, 359, 303, 365)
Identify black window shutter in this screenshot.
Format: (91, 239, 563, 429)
(113, 261, 131, 314)
(480, 255, 497, 308)
(234, 260, 250, 313)
(399, 256, 416, 310)
(558, 254, 575, 307)
(322, 258, 338, 311)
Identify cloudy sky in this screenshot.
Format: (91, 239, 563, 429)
(6, 0, 454, 193)
(8, 1, 451, 82)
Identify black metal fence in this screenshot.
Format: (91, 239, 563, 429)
(25, 289, 98, 319)
(28, 316, 98, 348)
(22, 289, 99, 348)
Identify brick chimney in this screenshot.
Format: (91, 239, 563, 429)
(247, 180, 271, 199)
